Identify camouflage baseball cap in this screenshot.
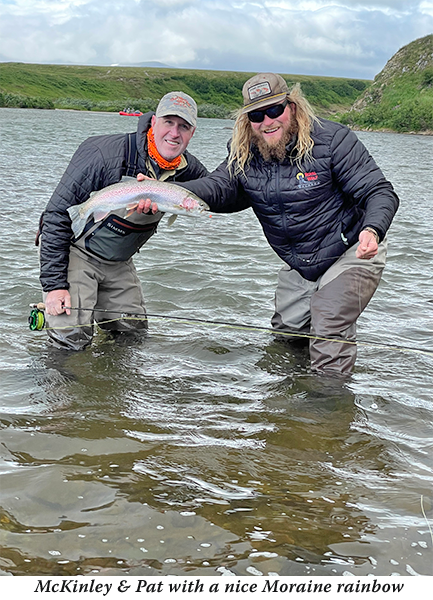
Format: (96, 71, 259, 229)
(155, 91, 197, 127)
(241, 73, 289, 113)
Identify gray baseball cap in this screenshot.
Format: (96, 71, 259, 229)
(241, 73, 289, 113)
(155, 91, 197, 127)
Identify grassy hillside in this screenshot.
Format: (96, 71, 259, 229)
(0, 62, 368, 118)
(339, 35, 433, 133)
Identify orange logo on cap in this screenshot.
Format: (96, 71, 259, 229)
(169, 95, 192, 108)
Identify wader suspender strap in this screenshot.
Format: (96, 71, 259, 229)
(125, 132, 139, 177)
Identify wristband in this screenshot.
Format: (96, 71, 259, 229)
(364, 227, 379, 243)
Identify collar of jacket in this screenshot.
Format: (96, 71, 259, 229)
(146, 154, 188, 181)
(136, 111, 153, 162)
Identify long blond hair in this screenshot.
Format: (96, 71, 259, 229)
(228, 83, 320, 176)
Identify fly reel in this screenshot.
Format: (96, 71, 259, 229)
(28, 305, 46, 331)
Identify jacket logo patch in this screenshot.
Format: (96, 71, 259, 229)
(296, 171, 319, 188)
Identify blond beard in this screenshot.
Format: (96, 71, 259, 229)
(251, 120, 298, 162)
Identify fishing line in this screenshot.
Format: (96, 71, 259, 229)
(28, 303, 433, 358)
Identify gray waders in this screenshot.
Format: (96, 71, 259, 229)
(44, 246, 148, 351)
(272, 239, 387, 375)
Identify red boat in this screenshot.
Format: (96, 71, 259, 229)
(119, 110, 143, 117)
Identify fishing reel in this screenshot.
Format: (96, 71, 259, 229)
(28, 304, 46, 331)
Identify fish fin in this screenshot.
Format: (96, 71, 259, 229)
(125, 201, 140, 218)
(67, 204, 80, 220)
(121, 175, 138, 182)
(67, 205, 88, 239)
(167, 214, 178, 227)
(93, 209, 110, 223)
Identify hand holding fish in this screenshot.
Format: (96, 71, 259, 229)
(45, 289, 71, 316)
(136, 173, 159, 214)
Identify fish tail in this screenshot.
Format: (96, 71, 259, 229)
(67, 204, 88, 239)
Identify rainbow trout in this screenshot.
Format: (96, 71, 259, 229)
(67, 178, 209, 238)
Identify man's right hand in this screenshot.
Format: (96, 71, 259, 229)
(45, 290, 71, 316)
(136, 173, 159, 214)
(356, 229, 379, 260)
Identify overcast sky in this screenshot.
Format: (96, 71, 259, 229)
(0, 1, 432, 80)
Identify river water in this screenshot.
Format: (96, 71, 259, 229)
(0, 108, 432, 578)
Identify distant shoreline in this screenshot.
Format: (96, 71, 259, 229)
(0, 61, 368, 121)
(351, 125, 433, 137)
(2, 106, 432, 135)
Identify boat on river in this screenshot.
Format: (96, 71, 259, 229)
(119, 109, 143, 117)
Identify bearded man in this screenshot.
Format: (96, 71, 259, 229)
(144, 73, 399, 375)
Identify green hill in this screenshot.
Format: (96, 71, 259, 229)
(0, 62, 368, 118)
(339, 34, 433, 133)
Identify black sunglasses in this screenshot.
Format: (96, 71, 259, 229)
(247, 99, 288, 123)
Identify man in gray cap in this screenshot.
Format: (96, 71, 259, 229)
(171, 73, 399, 375)
(38, 91, 208, 350)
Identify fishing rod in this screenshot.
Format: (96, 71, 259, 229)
(28, 303, 433, 358)
(30, 303, 316, 338)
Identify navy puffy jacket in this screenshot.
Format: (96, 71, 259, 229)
(180, 119, 399, 281)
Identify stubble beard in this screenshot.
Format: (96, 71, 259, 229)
(251, 120, 298, 162)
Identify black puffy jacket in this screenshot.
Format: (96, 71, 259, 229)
(39, 112, 208, 292)
(180, 119, 399, 281)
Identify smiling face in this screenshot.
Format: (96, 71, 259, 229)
(250, 101, 295, 145)
(151, 114, 195, 161)
(249, 101, 298, 162)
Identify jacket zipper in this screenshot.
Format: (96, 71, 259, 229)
(274, 162, 298, 265)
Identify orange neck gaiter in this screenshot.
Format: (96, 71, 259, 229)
(147, 128, 182, 171)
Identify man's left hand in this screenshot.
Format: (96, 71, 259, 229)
(356, 229, 379, 259)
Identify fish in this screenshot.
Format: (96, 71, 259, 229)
(67, 178, 210, 238)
